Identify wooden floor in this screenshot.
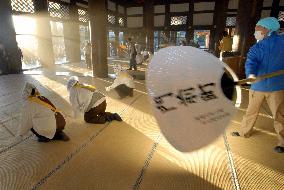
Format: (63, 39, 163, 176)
(0, 61, 283, 190)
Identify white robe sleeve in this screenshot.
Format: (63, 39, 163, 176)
(106, 78, 121, 91)
(18, 103, 32, 137)
(69, 85, 95, 115)
(73, 107, 81, 118)
(69, 88, 84, 118)
(106, 72, 135, 91)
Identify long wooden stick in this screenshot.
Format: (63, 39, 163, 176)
(236, 69, 284, 85)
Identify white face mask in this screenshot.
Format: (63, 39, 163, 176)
(254, 31, 264, 41)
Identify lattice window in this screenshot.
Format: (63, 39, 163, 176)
(279, 11, 284, 22)
(226, 17, 236, 27)
(170, 16, 187, 26)
(118, 17, 124, 27)
(11, 0, 35, 13)
(78, 9, 89, 23)
(108, 14, 116, 25)
(48, 1, 69, 19)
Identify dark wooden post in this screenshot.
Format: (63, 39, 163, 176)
(270, 0, 280, 18)
(63, 0, 81, 63)
(34, 0, 55, 68)
(114, 3, 119, 56)
(235, 0, 263, 78)
(164, 3, 170, 44)
(235, 0, 264, 56)
(173, 31, 177, 45)
(114, 29, 119, 56)
(157, 31, 160, 48)
(212, 0, 229, 56)
(0, 0, 22, 74)
(89, 0, 108, 77)
(186, 2, 194, 44)
(144, 1, 154, 53)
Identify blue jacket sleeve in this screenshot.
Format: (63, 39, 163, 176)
(245, 44, 261, 77)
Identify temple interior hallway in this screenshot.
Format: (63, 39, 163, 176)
(0, 62, 283, 190)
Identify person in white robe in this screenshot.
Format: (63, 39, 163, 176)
(106, 64, 135, 98)
(67, 76, 122, 124)
(18, 82, 69, 142)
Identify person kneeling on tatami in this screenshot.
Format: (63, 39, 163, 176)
(106, 64, 135, 98)
(18, 82, 69, 142)
(67, 76, 122, 124)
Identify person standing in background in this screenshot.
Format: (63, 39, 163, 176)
(127, 38, 137, 70)
(231, 17, 284, 153)
(219, 31, 233, 59)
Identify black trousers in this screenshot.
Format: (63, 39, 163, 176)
(115, 84, 134, 98)
(84, 100, 113, 124)
(129, 56, 137, 70)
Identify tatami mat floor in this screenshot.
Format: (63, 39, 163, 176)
(0, 62, 283, 190)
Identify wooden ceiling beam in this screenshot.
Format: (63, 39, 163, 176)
(73, 0, 217, 7)
(75, 0, 88, 6)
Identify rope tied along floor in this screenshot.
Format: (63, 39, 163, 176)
(223, 132, 240, 190)
(133, 135, 161, 190)
(31, 125, 108, 190)
(0, 134, 33, 155)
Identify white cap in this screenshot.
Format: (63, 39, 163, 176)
(113, 64, 126, 75)
(67, 76, 79, 91)
(22, 82, 36, 100)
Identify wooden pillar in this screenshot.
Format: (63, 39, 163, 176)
(34, 0, 55, 67)
(270, 0, 284, 28)
(144, 1, 154, 53)
(113, 3, 119, 56)
(124, 6, 128, 42)
(235, 0, 263, 78)
(186, 2, 194, 44)
(63, 0, 81, 63)
(124, 30, 129, 43)
(114, 29, 119, 56)
(173, 32, 177, 45)
(157, 31, 160, 48)
(271, 0, 283, 28)
(89, 0, 108, 77)
(211, 0, 229, 55)
(164, 3, 170, 44)
(0, 0, 21, 74)
(235, 0, 264, 56)
(270, 0, 280, 18)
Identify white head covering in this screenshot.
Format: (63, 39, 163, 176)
(113, 64, 127, 75)
(67, 76, 79, 91)
(22, 82, 36, 100)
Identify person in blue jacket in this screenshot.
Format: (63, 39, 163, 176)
(232, 17, 284, 153)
